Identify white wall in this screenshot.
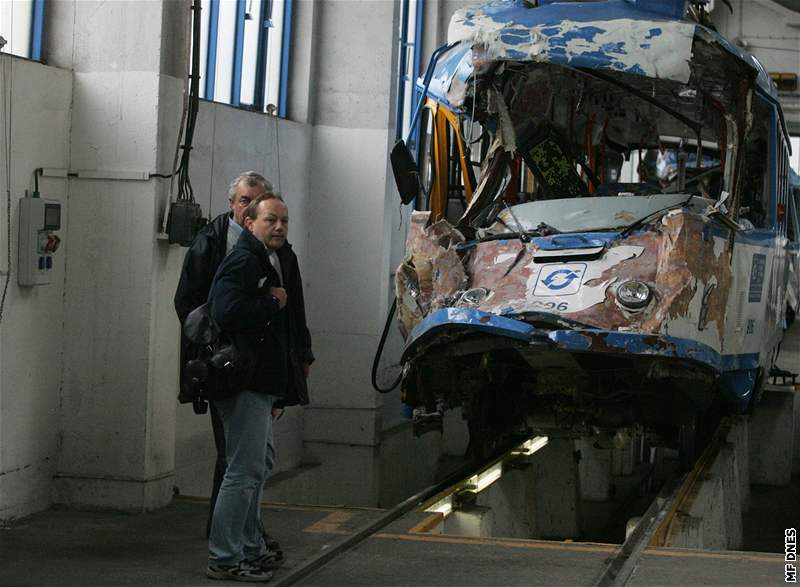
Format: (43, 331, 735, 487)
(712, 0, 800, 132)
(0, 57, 72, 520)
(45, 0, 178, 510)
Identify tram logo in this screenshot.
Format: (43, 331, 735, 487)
(534, 264, 586, 296)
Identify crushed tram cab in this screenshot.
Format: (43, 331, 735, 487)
(386, 0, 797, 459)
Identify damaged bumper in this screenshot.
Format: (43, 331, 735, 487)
(403, 307, 759, 411)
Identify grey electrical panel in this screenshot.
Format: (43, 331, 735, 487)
(18, 197, 61, 286)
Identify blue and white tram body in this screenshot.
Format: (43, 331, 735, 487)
(391, 0, 796, 445)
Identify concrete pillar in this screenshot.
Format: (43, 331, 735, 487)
(665, 475, 726, 550)
(577, 438, 613, 502)
(528, 437, 581, 539)
(749, 385, 797, 486)
(301, 0, 419, 507)
(444, 505, 494, 537)
(664, 433, 747, 550)
(666, 513, 704, 549)
(46, 0, 187, 510)
(727, 416, 750, 512)
(475, 464, 537, 539)
(712, 444, 743, 549)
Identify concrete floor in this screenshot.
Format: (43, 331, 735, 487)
(0, 499, 386, 586)
(0, 496, 790, 586)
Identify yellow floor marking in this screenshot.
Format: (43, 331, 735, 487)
(262, 501, 383, 512)
(373, 532, 617, 554)
(643, 547, 784, 563)
(262, 503, 343, 513)
(408, 512, 444, 534)
(374, 533, 784, 564)
(303, 510, 354, 535)
(175, 495, 378, 514)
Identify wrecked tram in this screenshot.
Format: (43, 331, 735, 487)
(387, 0, 797, 458)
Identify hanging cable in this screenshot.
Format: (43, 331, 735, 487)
(371, 298, 402, 393)
(176, 0, 202, 205)
(0, 52, 12, 325)
(275, 114, 281, 191)
(166, 0, 205, 245)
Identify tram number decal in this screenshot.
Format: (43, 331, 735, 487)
(748, 253, 766, 303)
(530, 300, 569, 312)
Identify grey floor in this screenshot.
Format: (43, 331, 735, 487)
(0, 499, 384, 586)
(0, 496, 791, 587)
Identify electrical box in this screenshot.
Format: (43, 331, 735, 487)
(18, 197, 61, 286)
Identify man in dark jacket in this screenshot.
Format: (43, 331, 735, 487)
(174, 171, 275, 540)
(205, 193, 313, 582)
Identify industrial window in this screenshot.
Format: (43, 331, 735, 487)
(0, 0, 44, 61)
(197, 0, 292, 117)
(395, 0, 424, 146)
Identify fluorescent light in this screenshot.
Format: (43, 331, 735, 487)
(514, 435, 549, 456)
(473, 461, 503, 492)
(420, 435, 549, 519)
(425, 495, 454, 517)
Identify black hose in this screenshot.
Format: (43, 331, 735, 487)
(371, 297, 402, 393)
(176, 0, 202, 203)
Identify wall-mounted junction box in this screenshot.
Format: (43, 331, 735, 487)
(18, 197, 61, 286)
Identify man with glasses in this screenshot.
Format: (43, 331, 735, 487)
(175, 171, 282, 557)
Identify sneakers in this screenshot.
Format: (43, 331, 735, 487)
(248, 548, 285, 571)
(206, 561, 273, 582)
(262, 532, 281, 553)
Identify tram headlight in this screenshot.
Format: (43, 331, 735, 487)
(616, 280, 652, 309)
(458, 287, 490, 307)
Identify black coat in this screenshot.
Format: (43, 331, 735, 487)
(175, 212, 231, 401)
(175, 212, 314, 405)
(275, 239, 315, 406)
(208, 228, 313, 406)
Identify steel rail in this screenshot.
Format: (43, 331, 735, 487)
(593, 418, 731, 586)
(271, 435, 542, 586)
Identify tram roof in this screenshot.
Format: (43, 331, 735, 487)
(423, 0, 778, 110)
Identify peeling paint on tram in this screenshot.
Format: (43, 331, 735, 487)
(387, 0, 795, 448)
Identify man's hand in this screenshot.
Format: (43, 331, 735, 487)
(270, 287, 287, 309)
(272, 407, 284, 420)
(303, 363, 311, 379)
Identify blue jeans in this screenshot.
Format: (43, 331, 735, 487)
(208, 391, 277, 565)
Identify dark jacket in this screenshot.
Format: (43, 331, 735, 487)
(175, 212, 231, 322)
(275, 238, 315, 406)
(175, 212, 231, 401)
(208, 228, 313, 406)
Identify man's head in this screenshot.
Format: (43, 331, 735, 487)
(228, 171, 273, 225)
(243, 193, 289, 251)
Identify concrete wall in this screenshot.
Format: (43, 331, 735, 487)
(44, 0, 181, 510)
(0, 57, 72, 521)
(299, 0, 413, 506)
(712, 0, 800, 133)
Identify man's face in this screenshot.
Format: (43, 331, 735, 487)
(229, 182, 264, 225)
(246, 199, 289, 250)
